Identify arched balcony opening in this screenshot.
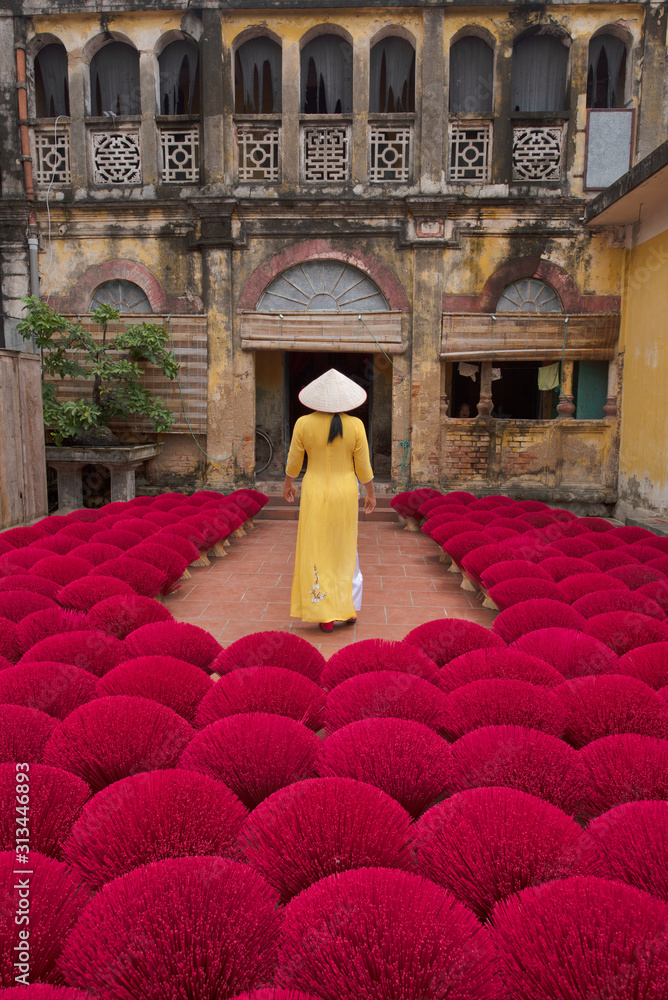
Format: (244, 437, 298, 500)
(301, 35, 352, 115)
(587, 33, 627, 109)
(235, 37, 282, 114)
(448, 35, 494, 183)
(511, 32, 569, 113)
(159, 40, 200, 116)
(449, 36, 493, 114)
(510, 32, 570, 184)
(31, 41, 71, 188)
(90, 41, 140, 116)
(368, 36, 415, 184)
(299, 35, 353, 185)
(157, 39, 201, 184)
(34, 43, 69, 118)
(370, 37, 415, 113)
(584, 31, 633, 191)
(234, 37, 282, 183)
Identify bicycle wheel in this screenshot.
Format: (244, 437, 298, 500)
(255, 429, 274, 475)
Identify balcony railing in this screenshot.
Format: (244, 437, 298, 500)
(368, 117, 414, 183)
(301, 118, 352, 183)
(32, 123, 71, 186)
(236, 119, 281, 182)
(89, 124, 142, 186)
(159, 124, 200, 184)
(448, 120, 492, 182)
(512, 120, 566, 182)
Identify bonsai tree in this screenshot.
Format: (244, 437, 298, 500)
(17, 297, 179, 446)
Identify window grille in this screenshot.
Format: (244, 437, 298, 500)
(237, 124, 280, 181)
(91, 130, 141, 185)
(448, 122, 492, 182)
(369, 124, 412, 182)
(33, 126, 71, 185)
(301, 125, 350, 182)
(512, 125, 564, 181)
(159, 127, 199, 183)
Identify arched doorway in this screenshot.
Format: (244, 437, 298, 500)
(253, 260, 393, 480)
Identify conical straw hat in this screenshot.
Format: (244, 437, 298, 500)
(298, 368, 367, 413)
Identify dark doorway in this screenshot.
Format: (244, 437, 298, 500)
(450, 361, 544, 419)
(285, 352, 373, 473)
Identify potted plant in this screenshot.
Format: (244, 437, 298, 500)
(17, 297, 179, 446)
(17, 297, 180, 507)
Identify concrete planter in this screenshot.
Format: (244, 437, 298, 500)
(45, 443, 163, 509)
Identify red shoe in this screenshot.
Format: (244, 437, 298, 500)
(345, 617, 357, 625)
(319, 621, 334, 633)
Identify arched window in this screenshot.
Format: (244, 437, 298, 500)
(370, 37, 415, 113)
(587, 34, 627, 108)
(235, 37, 282, 114)
(90, 280, 152, 313)
(449, 36, 493, 113)
(511, 34, 569, 112)
(90, 42, 140, 116)
(159, 40, 200, 115)
(258, 261, 389, 312)
(35, 43, 69, 118)
(301, 35, 352, 114)
(496, 278, 562, 313)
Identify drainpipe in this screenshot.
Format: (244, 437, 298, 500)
(15, 44, 35, 201)
(27, 234, 39, 298)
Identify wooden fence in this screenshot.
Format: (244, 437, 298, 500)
(0, 350, 48, 528)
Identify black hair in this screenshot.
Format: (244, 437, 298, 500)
(327, 413, 343, 443)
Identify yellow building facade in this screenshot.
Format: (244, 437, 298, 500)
(0, 0, 665, 513)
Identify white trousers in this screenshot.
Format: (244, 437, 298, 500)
(352, 552, 363, 612)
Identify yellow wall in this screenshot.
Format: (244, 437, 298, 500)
(619, 230, 668, 512)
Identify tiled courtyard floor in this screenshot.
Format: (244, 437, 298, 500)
(164, 519, 497, 654)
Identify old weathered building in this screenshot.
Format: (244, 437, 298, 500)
(1, 0, 666, 513)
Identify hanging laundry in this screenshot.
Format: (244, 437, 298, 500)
(458, 362, 479, 381)
(538, 362, 560, 391)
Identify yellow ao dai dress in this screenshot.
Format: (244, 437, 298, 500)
(286, 411, 373, 623)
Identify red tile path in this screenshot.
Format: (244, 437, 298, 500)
(164, 519, 497, 655)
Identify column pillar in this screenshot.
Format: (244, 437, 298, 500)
(139, 51, 158, 188)
(419, 9, 445, 191)
(281, 40, 300, 188)
(351, 35, 369, 185)
(557, 361, 576, 416)
(477, 361, 494, 416)
(67, 53, 88, 191)
(603, 357, 618, 418)
(202, 245, 254, 488)
(201, 10, 224, 186)
(109, 462, 142, 502)
(410, 248, 442, 482)
(51, 462, 84, 509)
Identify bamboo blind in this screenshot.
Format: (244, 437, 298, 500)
(51, 315, 207, 434)
(240, 311, 405, 353)
(440, 313, 620, 361)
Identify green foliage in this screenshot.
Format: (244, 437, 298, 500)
(17, 296, 179, 445)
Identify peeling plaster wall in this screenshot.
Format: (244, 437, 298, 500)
(618, 228, 668, 514)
